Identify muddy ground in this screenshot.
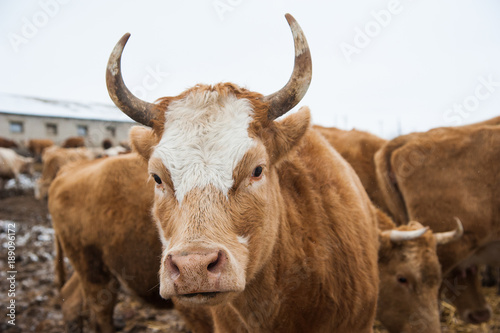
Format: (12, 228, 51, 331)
(0, 186, 499, 332)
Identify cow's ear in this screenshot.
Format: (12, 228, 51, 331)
(267, 106, 311, 164)
(129, 126, 159, 160)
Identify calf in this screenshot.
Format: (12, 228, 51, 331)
(105, 14, 380, 333)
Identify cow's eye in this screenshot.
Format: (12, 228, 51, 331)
(251, 166, 263, 178)
(152, 174, 162, 185)
(397, 276, 408, 284)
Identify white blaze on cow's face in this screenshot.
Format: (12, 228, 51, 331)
(152, 91, 256, 204)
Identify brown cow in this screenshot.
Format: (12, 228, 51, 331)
(35, 146, 95, 200)
(374, 118, 500, 324)
(27, 138, 54, 160)
(62, 136, 85, 148)
(0, 148, 34, 190)
(375, 208, 463, 332)
(49, 153, 172, 332)
(0, 137, 18, 148)
(105, 14, 380, 333)
(313, 126, 388, 211)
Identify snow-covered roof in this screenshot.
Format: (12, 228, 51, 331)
(0, 93, 135, 123)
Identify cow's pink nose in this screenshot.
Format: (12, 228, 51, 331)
(165, 250, 227, 281)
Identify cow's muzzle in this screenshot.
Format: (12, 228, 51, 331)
(160, 247, 244, 305)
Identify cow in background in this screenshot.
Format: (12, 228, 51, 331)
(0, 137, 18, 149)
(35, 146, 95, 200)
(374, 117, 500, 324)
(62, 136, 85, 148)
(375, 208, 463, 332)
(0, 147, 34, 190)
(27, 138, 54, 161)
(49, 153, 172, 332)
(104, 14, 380, 333)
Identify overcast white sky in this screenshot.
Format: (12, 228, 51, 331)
(1, 0, 500, 138)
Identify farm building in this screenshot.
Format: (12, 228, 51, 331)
(0, 92, 135, 147)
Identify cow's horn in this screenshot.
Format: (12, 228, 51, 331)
(382, 227, 429, 242)
(434, 217, 464, 245)
(263, 14, 312, 120)
(106, 33, 159, 127)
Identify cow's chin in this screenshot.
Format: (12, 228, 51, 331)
(172, 290, 238, 306)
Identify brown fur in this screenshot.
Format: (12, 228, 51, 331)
(35, 146, 95, 200)
(314, 126, 388, 211)
(0, 137, 18, 148)
(130, 83, 380, 332)
(374, 118, 500, 323)
(48, 154, 172, 332)
(27, 139, 54, 159)
(377, 211, 442, 333)
(316, 127, 444, 332)
(62, 136, 86, 148)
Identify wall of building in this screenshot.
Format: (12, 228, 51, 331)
(0, 113, 135, 147)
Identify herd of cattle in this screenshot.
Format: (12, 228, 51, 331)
(1, 13, 499, 333)
(0, 137, 129, 195)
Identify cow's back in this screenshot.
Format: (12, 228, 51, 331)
(375, 123, 500, 273)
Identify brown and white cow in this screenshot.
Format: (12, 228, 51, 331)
(49, 153, 172, 332)
(50, 139, 461, 332)
(104, 14, 380, 333)
(35, 146, 96, 200)
(374, 118, 500, 324)
(0, 147, 34, 190)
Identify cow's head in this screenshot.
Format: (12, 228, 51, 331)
(106, 14, 311, 306)
(377, 218, 463, 333)
(442, 266, 492, 324)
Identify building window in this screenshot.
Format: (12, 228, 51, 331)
(106, 126, 116, 138)
(46, 123, 58, 135)
(9, 121, 23, 133)
(77, 125, 88, 136)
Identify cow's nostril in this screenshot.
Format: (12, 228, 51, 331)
(166, 254, 180, 279)
(207, 251, 225, 273)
